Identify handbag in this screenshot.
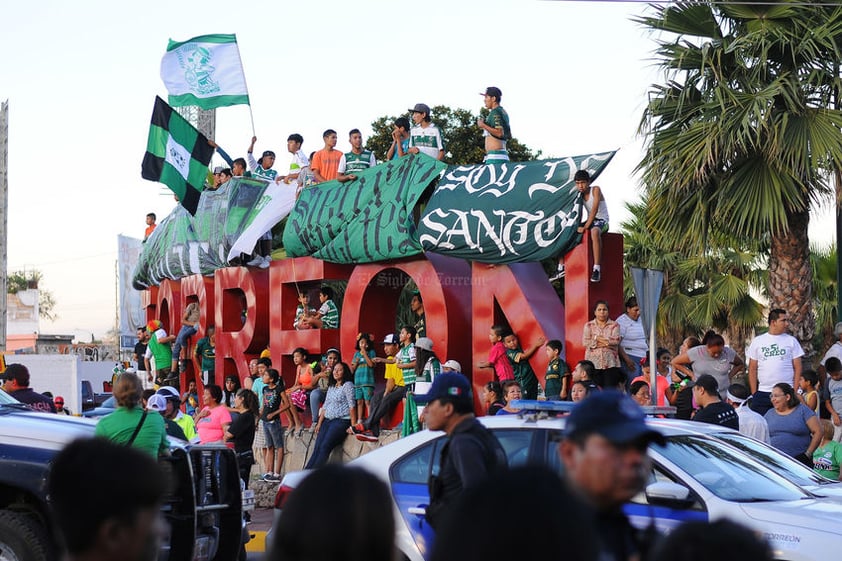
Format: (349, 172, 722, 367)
(236, 449, 255, 466)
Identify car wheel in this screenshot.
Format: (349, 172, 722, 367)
(0, 510, 51, 561)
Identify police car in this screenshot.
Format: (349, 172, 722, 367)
(274, 401, 842, 561)
(0, 389, 246, 561)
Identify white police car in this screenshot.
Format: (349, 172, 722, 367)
(275, 402, 842, 561)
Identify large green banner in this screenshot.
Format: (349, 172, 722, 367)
(283, 155, 447, 262)
(417, 152, 616, 263)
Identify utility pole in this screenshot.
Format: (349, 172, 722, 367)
(0, 100, 8, 352)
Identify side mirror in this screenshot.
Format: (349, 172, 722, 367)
(645, 481, 695, 509)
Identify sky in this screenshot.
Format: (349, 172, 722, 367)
(1, 0, 837, 341)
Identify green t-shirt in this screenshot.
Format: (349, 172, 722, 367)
(195, 337, 216, 372)
(506, 347, 539, 399)
(148, 330, 173, 370)
(319, 299, 339, 329)
(486, 106, 511, 140)
(813, 440, 842, 479)
(95, 406, 170, 457)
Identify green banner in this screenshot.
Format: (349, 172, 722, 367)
(283, 155, 447, 263)
(417, 152, 616, 263)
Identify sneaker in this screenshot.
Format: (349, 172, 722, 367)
(590, 269, 601, 283)
(355, 431, 379, 443)
(261, 473, 274, 481)
(548, 267, 565, 283)
(246, 255, 263, 267)
(258, 256, 271, 269)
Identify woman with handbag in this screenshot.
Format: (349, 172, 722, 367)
(95, 372, 169, 457)
(225, 388, 260, 487)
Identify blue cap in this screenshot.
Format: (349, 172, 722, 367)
(414, 373, 472, 405)
(564, 391, 665, 445)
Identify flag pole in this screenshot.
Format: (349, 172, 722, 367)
(233, 34, 256, 137)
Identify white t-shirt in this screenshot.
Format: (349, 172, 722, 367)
(746, 332, 804, 392)
(409, 124, 444, 159)
(288, 149, 310, 175)
(616, 313, 647, 356)
(736, 404, 770, 443)
(821, 341, 842, 367)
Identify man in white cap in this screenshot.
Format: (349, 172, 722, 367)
(442, 360, 462, 373)
(147, 394, 188, 441)
(351, 334, 407, 442)
(819, 322, 842, 378)
(725, 383, 770, 443)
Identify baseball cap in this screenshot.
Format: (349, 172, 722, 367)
(564, 391, 665, 446)
(408, 103, 430, 115)
(835, 321, 842, 337)
(156, 386, 181, 402)
(213, 166, 225, 174)
(382, 334, 399, 345)
(442, 360, 462, 372)
(414, 373, 472, 405)
(414, 337, 434, 352)
(2, 364, 29, 386)
(54, 396, 65, 405)
(479, 86, 502, 99)
(147, 394, 168, 411)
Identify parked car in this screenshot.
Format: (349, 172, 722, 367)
(273, 412, 842, 561)
(80, 380, 111, 411)
(0, 389, 248, 561)
(81, 395, 117, 418)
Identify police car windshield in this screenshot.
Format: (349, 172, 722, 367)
(713, 432, 832, 487)
(652, 435, 809, 502)
(0, 388, 23, 406)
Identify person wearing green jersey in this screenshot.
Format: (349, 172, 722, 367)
(477, 86, 511, 162)
(337, 128, 377, 183)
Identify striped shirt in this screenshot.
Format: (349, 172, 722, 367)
(319, 299, 339, 329)
(399, 344, 417, 386)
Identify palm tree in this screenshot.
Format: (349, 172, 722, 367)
(812, 244, 838, 354)
(636, 1, 842, 358)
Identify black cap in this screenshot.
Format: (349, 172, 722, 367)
(564, 391, 665, 446)
(480, 86, 502, 99)
(408, 103, 430, 116)
(414, 373, 472, 405)
(2, 363, 30, 386)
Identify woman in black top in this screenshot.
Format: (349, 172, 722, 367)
(222, 375, 241, 409)
(225, 388, 259, 487)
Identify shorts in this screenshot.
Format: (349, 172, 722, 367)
(253, 419, 266, 448)
(263, 419, 285, 449)
(591, 218, 608, 233)
(483, 149, 509, 162)
(355, 385, 374, 401)
(155, 367, 176, 387)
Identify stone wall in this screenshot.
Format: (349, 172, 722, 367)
(250, 428, 402, 507)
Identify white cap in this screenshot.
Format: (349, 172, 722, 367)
(414, 337, 434, 351)
(146, 394, 168, 411)
(443, 360, 462, 372)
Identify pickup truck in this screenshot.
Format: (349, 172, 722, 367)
(0, 389, 248, 561)
(80, 379, 111, 411)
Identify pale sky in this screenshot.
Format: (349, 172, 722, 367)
(1, 0, 836, 341)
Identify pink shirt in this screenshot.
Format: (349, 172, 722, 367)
(196, 405, 232, 444)
(582, 319, 621, 370)
(489, 341, 514, 381)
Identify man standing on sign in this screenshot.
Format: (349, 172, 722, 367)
(476, 86, 511, 162)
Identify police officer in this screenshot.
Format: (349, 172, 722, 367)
(559, 391, 664, 561)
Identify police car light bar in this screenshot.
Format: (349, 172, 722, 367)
(508, 400, 677, 417)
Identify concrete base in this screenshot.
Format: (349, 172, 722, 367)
(249, 428, 402, 507)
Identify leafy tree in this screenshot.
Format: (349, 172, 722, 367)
(367, 105, 541, 165)
(7, 270, 58, 321)
(811, 244, 838, 354)
(635, 2, 842, 358)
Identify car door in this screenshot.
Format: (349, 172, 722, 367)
(389, 429, 538, 559)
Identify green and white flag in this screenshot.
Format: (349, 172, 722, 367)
(160, 34, 250, 109)
(141, 96, 214, 215)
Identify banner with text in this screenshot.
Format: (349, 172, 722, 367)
(417, 152, 616, 263)
(283, 155, 447, 263)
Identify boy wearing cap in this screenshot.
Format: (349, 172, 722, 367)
(352, 334, 407, 442)
(477, 86, 511, 162)
(560, 391, 664, 561)
(417, 373, 507, 529)
(337, 129, 377, 183)
(311, 129, 342, 183)
(407, 104, 445, 161)
(246, 136, 278, 181)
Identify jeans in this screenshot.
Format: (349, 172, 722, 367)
(172, 325, 197, 359)
(365, 386, 407, 435)
(305, 418, 351, 469)
(310, 388, 326, 421)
